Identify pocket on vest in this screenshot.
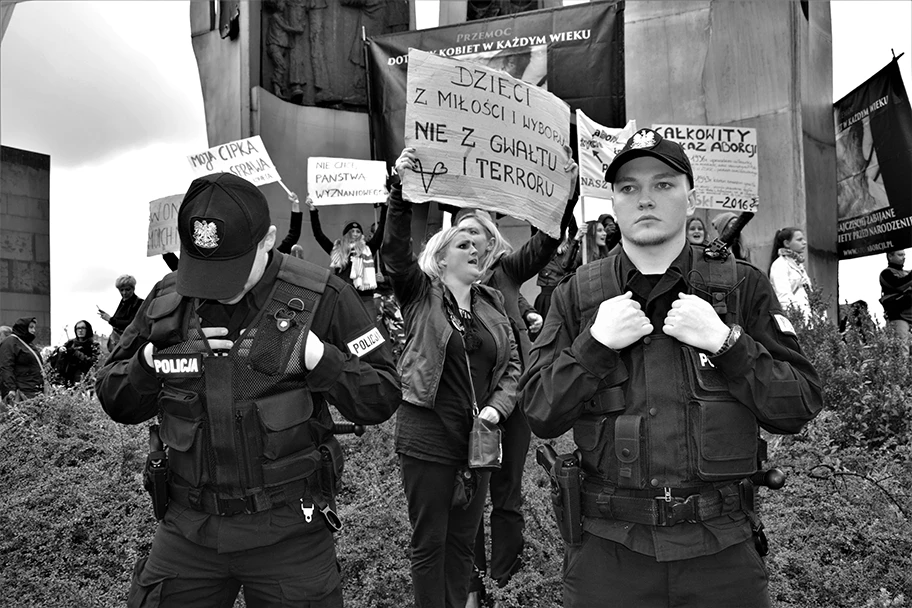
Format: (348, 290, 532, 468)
(159, 414, 205, 486)
(682, 347, 757, 480)
(256, 388, 315, 460)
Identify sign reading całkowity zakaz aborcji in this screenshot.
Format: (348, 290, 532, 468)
(186, 136, 282, 187)
(652, 124, 759, 214)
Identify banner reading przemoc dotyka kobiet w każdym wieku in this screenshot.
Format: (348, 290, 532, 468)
(365, 0, 625, 168)
(834, 59, 912, 260)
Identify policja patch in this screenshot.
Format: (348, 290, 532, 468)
(347, 327, 385, 357)
(152, 352, 204, 378)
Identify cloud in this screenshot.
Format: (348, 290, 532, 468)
(1, 1, 205, 168)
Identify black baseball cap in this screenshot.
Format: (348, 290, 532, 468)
(605, 128, 694, 188)
(176, 173, 271, 300)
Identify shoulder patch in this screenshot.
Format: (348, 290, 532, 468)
(772, 313, 796, 336)
(347, 326, 385, 357)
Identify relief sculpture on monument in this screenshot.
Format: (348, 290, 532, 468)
(262, 0, 409, 109)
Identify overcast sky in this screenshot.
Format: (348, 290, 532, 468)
(1, 0, 910, 345)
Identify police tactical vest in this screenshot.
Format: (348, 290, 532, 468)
(573, 247, 757, 489)
(146, 257, 336, 512)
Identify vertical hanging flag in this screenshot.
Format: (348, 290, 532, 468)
(835, 59, 912, 259)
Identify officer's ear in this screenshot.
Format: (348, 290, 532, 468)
(262, 226, 277, 251)
(685, 187, 697, 217)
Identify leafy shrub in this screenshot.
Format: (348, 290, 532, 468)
(1, 298, 910, 607)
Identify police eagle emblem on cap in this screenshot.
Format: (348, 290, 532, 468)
(193, 220, 219, 249)
(630, 130, 658, 149)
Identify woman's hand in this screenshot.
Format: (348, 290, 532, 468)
(394, 147, 417, 177)
(563, 144, 579, 192)
(478, 406, 501, 425)
(304, 195, 316, 212)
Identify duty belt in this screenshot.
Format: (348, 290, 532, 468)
(581, 479, 754, 527)
(170, 477, 313, 516)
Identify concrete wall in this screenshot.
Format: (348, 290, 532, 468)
(0, 145, 51, 344)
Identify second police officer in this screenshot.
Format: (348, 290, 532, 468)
(522, 129, 823, 607)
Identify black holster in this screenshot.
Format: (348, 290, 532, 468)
(537, 445, 582, 545)
(316, 437, 344, 532)
(143, 425, 170, 521)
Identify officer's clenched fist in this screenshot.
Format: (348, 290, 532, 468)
(662, 293, 730, 353)
(589, 291, 653, 350)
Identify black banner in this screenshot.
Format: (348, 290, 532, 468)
(835, 59, 912, 259)
(366, 0, 624, 166)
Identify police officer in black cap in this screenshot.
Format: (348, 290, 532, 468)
(521, 129, 823, 606)
(96, 172, 401, 607)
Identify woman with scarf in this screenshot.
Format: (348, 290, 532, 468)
(0, 317, 46, 402)
(385, 148, 521, 608)
(769, 226, 812, 317)
(307, 196, 387, 318)
(51, 320, 101, 386)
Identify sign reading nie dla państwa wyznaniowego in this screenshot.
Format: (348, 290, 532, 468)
(147, 194, 183, 257)
(307, 157, 389, 206)
(652, 124, 759, 213)
(403, 49, 571, 238)
(186, 136, 281, 187)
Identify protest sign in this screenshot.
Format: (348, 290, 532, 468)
(186, 135, 281, 186)
(147, 194, 183, 257)
(577, 112, 636, 199)
(652, 124, 759, 213)
(403, 49, 572, 238)
(307, 157, 389, 206)
(834, 59, 912, 259)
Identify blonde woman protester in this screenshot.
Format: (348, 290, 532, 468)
(769, 227, 812, 317)
(452, 149, 578, 603)
(385, 147, 522, 608)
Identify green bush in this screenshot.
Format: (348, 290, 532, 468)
(1, 301, 910, 607)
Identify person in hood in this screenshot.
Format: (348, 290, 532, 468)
(0, 317, 46, 401)
(51, 320, 101, 386)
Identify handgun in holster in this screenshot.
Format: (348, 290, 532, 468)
(536, 444, 582, 545)
(143, 424, 170, 521)
(316, 436, 344, 532)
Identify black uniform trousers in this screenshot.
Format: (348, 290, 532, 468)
(127, 507, 342, 608)
(563, 534, 770, 608)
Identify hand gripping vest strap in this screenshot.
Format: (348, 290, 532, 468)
(580, 480, 753, 526)
(575, 247, 740, 327)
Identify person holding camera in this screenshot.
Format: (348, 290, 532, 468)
(384, 148, 521, 608)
